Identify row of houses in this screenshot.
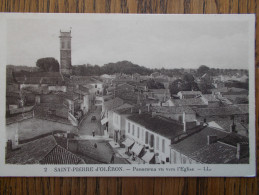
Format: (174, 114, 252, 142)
(101, 81, 249, 164)
(6, 71, 105, 126)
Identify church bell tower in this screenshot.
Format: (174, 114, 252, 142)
(59, 30, 72, 75)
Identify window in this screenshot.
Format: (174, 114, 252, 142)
(150, 134, 154, 148)
(137, 127, 140, 138)
(162, 139, 165, 153)
(173, 151, 177, 164)
(95, 84, 97, 88)
(182, 157, 186, 164)
(156, 136, 159, 150)
(145, 132, 148, 144)
(62, 41, 65, 49)
(67, 41, 71, 49)
(132, 125, 135, 136)
(142, 128, 144, 141)
(128, 122, 130, 133)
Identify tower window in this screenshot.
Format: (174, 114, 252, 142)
(62, 42, 65, 49)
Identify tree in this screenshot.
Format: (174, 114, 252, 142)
(36, 57, 59, 72)
(197, 65, 210, 76)
(182, 73, 195, 83)
(147, 79, 164, 89)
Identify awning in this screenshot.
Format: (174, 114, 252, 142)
(101, 117, 108, 125)
(142, 151, 155, 163)
(131, 143, 144, 156)
(122, 138, 134, 148)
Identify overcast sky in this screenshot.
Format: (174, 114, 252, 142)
(5, 14, 252, 69)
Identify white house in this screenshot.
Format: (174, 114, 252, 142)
(125, 113, 187, 164)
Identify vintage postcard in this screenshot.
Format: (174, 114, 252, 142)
(0, 13, 256, 177)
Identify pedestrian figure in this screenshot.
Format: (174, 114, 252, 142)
(110, 153, 115, 164)
(92, 130, 95, 137)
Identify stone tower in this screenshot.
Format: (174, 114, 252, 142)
(59, 30, 72, 75)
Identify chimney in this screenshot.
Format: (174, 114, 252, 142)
(230, 124, 236, 133)
(147, 104, 150, 112)
(139, 109, 142, 114)
(183, 112, 186, 132)
(236, 142, 249, 160)
(207, 135, 217, 145)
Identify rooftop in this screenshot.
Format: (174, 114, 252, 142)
(218, 133, 249, 147)
(178, 91, 202, 95)
(127, 113, 184, 140)
(172, 98, 206, 107)
(72, 140, 128, 164)
(14, 72, 64, 85)
(40, 145, 85, 164)
(202, 94, 220, 102)
(103, 97, 124, 111)
(148, 89, 170, 94)
(171, 126, 228, 156)
(6, 135, 57, 164)
(151, 106, 195, 114)
(189, 142, 238, 164)
(193, 105, 246, 117)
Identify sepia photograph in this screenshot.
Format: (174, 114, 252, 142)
(0, 13, 256, 176)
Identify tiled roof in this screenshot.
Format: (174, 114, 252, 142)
(178, 91, 202, 95)
(202, 94, 219, 102)
(193, 105, 245, 117)
(153, 78, 169, 83)
(74, 140, 118, 164)
(127, 114, 184, 140)
(148, 89, 170, 94)
(171, 126, 228, 156)
(6, 135, 86, 165)
(211, 87, 229, 93)
(172, 98, 206, 106)
(14, 72, 63, 78)
(127, 81, 148, 87)
(223, 95, 248, 103)
(113, 103, 134, 114)
(189, 142, 237, 164)
(57, 91, 79, 101)
(6, 135, 57, 164)
(211, 87, 248, 95)
(70, 76, 103, 84)
(218, 133, 248, 147)
(40, 145, 85, 164)
(236, 104, 249, 114)
(151, 106, 195, 114)
(14, 72, 64, 84)
(209, 119, 248, 135)
(74, 85, 90, 95)
(103, 97, 124, 111)
(115, 90, 145, 104)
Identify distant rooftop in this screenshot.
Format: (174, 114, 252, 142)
(151, 106, 195, 114)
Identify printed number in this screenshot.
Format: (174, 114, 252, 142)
(44, 168, 47, 172)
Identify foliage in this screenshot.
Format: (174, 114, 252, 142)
(225, 80, 249, 90)
(197, 65, 210, 76)
(146, 79, 165, 89)
(197, 82, 214, 94)
(36, 58, 59, 72)
(169, 78, 199, 95)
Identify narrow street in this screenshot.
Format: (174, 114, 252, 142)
(78, 105, 103, 136)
